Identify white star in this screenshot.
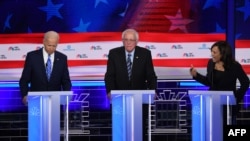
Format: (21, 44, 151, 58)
(95, 0, 109, 8)
(165, 9, 193, 33)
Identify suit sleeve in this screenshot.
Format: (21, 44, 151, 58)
(104, 50, 116, 94)
(19, 53, 32, 98)
(61, 56, 72, 91)
(145, 50, 157, 90)
(235, 62, 250, 103)
(193, 59, 213, 87)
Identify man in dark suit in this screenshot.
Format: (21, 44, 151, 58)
(104, 28, 157, 141)
(19, 31, 72, 105)
(104, 28, 157, 99)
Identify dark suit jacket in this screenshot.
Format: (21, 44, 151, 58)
(194, 59, 249, 103)
(104, 46, 157, 93)
(19, 48, 72, 98)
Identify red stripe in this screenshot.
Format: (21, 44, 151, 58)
(244, 66, 250, 74)
(68, 60, 107, 66)
(0, 59, 208, 68)
(139, 33, 225, 42)
(0, 33, 43, 43)
(0, 33, 225, 43)
(236, 40, 250, 48)
(153, 59, 209, 67)
(0, 61, 24, 68)
(1, 59, 250, 74)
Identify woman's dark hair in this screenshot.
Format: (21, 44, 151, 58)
(210, 40, 236, 69)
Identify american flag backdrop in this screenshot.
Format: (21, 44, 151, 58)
(0, 0, 249, 36)
(0, 0, 250, 80)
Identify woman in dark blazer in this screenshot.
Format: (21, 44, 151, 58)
(190, 41, 250, 124)
(190, 41, 249, 104)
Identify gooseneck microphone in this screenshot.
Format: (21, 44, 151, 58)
(211, 61, 215, 89)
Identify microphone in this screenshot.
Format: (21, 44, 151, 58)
(211, 61, 215, 89)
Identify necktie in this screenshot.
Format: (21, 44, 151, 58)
(127, 53, 132, 80)
(46, 55, 52, 81)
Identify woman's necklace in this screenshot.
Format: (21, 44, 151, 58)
(215, 62, 225, 71)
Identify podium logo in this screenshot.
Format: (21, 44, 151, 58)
(90, 45, 102, 50)
(36, 46, 42, 50)
(76, 54, 88, 58)
(29, 107, 40, 116)
(103, 54, 108, 58)
(171, 44, 183, 49)
(198, 43, 210, 49)
(241, 59, 250, 63)
(8, 46, 20, 51)
(228, 129, 246, 136)
(183, 52, 194, 57)
(156, 53, 168, 57)
(144, 45, 156, 50)
(63, 45, 75, 51)
(0, 55, 7, 59)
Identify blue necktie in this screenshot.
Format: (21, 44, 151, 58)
(127, 53, 132, 80)
(46, 55, 52, 81)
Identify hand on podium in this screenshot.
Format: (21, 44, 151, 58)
(22, 96, 28, 106)
(107, 92, 111, 101)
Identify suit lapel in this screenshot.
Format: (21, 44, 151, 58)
(118, 47, 130, 80)
(50, 52, 58, 80)
(132, 47, 139, 71)
(119, 47, 127, 70)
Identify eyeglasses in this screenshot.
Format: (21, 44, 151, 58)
(123, 39, 136, 42)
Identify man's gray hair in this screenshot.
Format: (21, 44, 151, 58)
(121, 29, 139, 41)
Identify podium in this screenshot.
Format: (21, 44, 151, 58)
(188, 90, 236, 141)
(111, 90, 155, 141)
(27, 91, 73, 141)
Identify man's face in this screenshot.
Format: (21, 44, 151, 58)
(122, 32, 137, 52)
(44, 38, 58, 55)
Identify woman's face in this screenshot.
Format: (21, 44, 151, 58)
(211, 46, 221, 63)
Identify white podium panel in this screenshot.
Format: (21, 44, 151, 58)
(28, 91, 73, 141)
(111, 90, 155, 141)
(188, 90, 236, 141)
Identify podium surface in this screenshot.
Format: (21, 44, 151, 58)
(28, 91, 73, 141)
(188, 90, 236, 141)
(111, 90, 155, 141)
